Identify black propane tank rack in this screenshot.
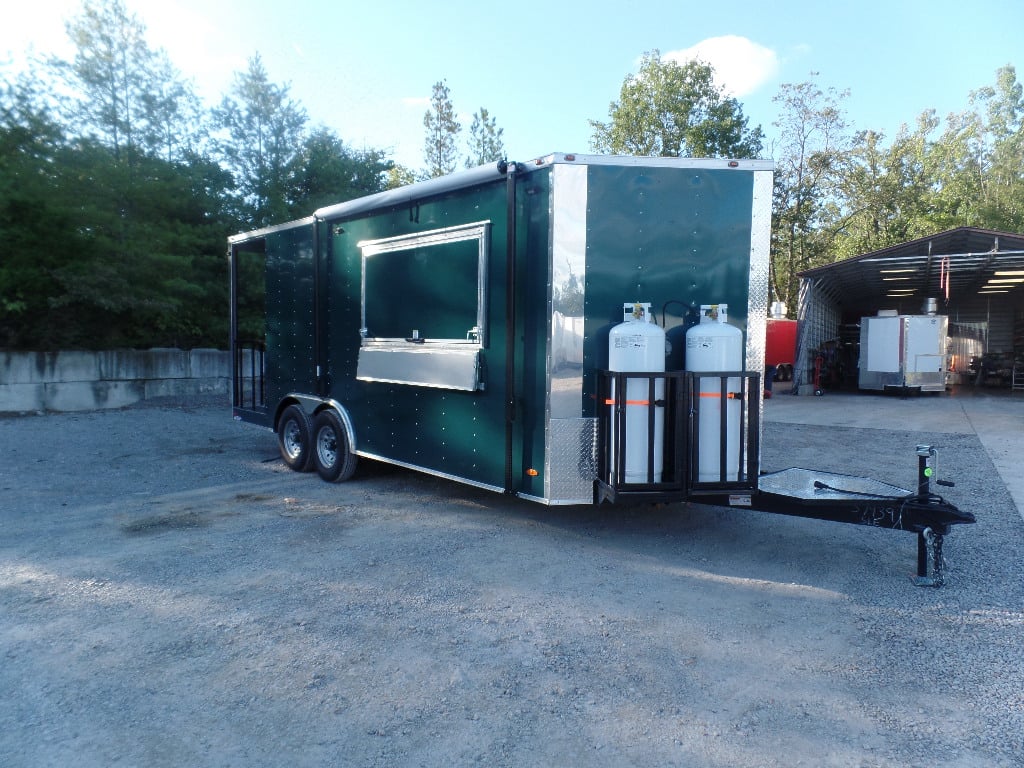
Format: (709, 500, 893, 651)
(594, 370, 761, 504)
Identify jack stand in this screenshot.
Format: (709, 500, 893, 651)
(913, 527, 945, 587)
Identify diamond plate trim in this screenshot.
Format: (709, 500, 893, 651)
(546, 417, 598, 503)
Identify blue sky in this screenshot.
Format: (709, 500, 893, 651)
(3, 0, 1021, 171)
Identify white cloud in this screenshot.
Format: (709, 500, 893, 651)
(664, 36, 779, 97)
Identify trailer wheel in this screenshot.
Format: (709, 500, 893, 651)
(312, 410, 357, 483)
(277, 405, 313, 472)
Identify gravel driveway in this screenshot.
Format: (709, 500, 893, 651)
(1, 395, 1021, 767)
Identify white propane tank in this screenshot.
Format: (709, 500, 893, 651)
(686, 304, 743, 482)
(608, 302, 666, 483)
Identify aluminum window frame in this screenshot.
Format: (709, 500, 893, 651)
(358, 220, 491, 347)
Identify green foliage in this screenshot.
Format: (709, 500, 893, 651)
(0, 1, 233, 350)
(769, 76, 850, 309)
(823, 65, 1024, 259)
(971, 65, 1024, 232)
(385, 164, 417, 190)
(422, 80, 461, 178)
(214, 54, 308, 229)
(590, 50, 764, 159)
(0, 0, 396, 351)
(285, 128, 391, 216)
(465, 107, 505, 168)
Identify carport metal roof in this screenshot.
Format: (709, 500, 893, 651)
(798, 227, 1024, 306)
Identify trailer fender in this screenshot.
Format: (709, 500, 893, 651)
(317, 399, 358, 456)
(274, 393, 327, 425)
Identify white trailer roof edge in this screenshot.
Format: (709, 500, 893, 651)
(229, 215, 316, 244)
(314, 161, 510, 222)
(521, 152, 774, 172)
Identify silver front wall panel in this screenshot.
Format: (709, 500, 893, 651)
(746, 170, 773, 378)
(545, 162, 594, 504)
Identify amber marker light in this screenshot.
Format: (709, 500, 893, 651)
(526, 468, 539, 477)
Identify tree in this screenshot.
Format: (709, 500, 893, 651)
(918, 109, 985, 231)
(465, 107, 504, 168)
(831, 128, 915, 257)
(215, 54, 307, 227)
(58, 0, 200, 162)
(971, 65, 1024, 232)
(0, 0, 235, 350)
(831, 114, 966, 259)
(285, 127, 391, 216)
(0, 68, 77, 346)
(422, 80, 461, 178)
(769, 76, 850, 309)
(5, 0, 232, 349)
(385, 164, 417, 190)
(589, 50, 763, 159)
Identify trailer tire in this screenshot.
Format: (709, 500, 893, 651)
(312, 409, 357, 483)
(277, 405, 313, 472)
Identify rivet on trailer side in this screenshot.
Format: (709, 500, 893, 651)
(228, 153, 974, 585)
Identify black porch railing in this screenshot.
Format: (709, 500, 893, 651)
(233, 339, 266, 410)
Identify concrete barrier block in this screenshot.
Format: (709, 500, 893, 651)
(0, 348, 230, 411)
(3, 351, 100, 384)
(52, 351, 102, 383)
(144, 377, 229, 399)
(99, 348, 189, 381)
(0, 382, 47, 413)
(189, 349, 230, 378)
(97, 349, 144, 381)
(0, 352, 35, 385)
(45, 380, 144, 412)
(145, 348, 190, 379)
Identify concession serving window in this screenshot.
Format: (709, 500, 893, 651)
(355, 221, 490, 391)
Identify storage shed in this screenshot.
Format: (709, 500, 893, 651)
(794, 227, 1024, 393)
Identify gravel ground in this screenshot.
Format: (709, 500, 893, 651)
(1, 395, 1022, 767)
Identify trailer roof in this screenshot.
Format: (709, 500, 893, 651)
(230, 154, 774, 240)
(521, 153, 774, 172)
(314, 161, 510, 222)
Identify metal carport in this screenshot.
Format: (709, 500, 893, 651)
(793, 227, 1024, 393)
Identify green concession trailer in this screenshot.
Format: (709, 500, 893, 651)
(230, 153, 972, 583)
(230, 153, 772, 503)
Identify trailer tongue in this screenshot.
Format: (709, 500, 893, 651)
(594, 367, 974, 586)
(229, 153, 974, 587)
(756, 462, 973, 587)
